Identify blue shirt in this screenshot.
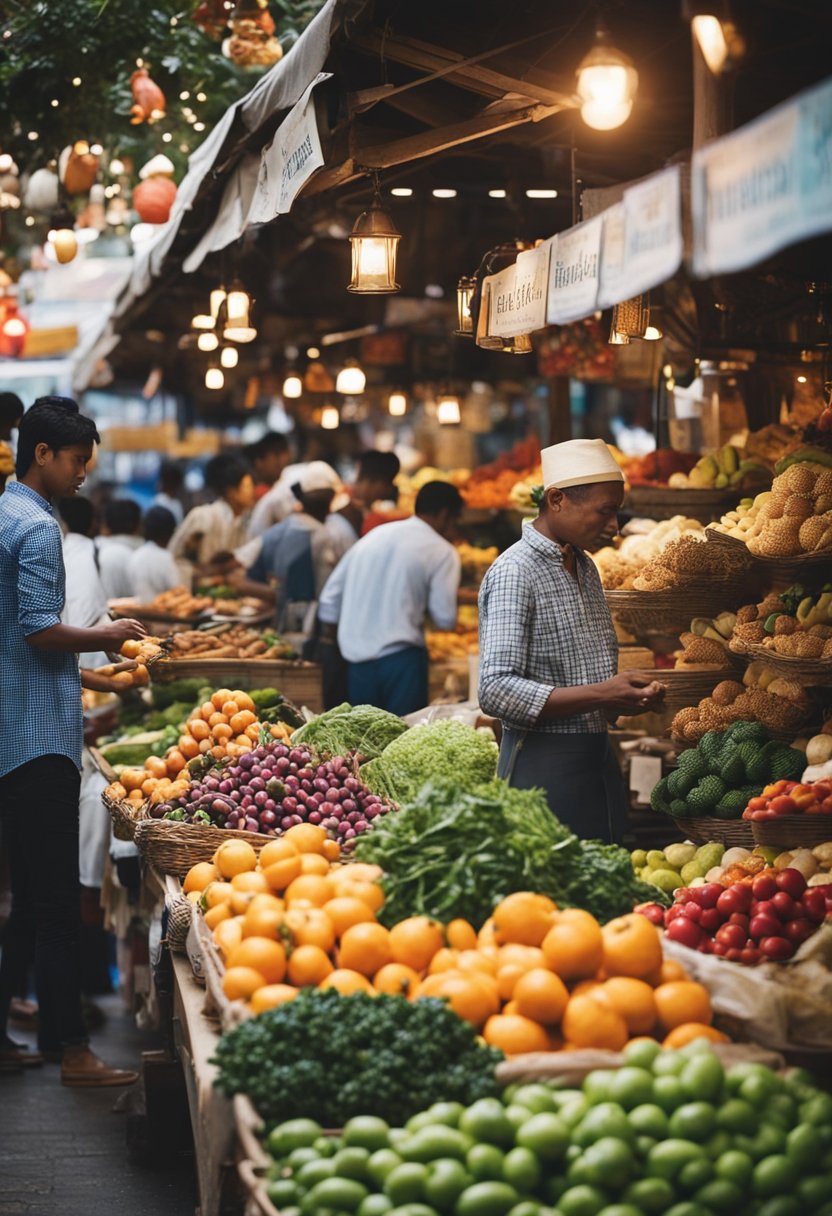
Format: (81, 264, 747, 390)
(0, 481, 83, 777)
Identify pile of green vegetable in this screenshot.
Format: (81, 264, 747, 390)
(291, 703, 408, 761)
(651, 721, 805, 819)
(355, 779, 662, 928)
(359, 721, 498, 805)
(211, 990, 503, 1128)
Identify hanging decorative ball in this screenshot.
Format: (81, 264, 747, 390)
(23, 167, 60, 213)
(222, 1, 282, 67)
(133, 176, 177, 224)
(60, 142, 100, 195)
(193, 0, 229, 39)
(0, 174, 20, 210)
(51, 228, 78, 264)
(130, 68, 166, 125)
(139, 154, 175, 180)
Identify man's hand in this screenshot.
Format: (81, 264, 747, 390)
(600, 671, 666, 714)
(96, 618, 147, 649)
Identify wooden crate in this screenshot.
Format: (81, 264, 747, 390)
(155, 657, 323, 711)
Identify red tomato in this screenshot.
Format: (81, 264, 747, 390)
(666, 916, 705, 949)
(775, 868, 807, 899)
(760, 935, 795, 961)
(752, 873, 778, 901)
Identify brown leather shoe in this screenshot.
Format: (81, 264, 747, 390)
(60, 1047, 139, 1088)
(0, 1041, 43, 1068)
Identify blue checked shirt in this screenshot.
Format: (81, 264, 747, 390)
(0, 482, 83, 777)
(478, 521, 618, 734)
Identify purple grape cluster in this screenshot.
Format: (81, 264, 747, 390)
(149, 741, 391, 846)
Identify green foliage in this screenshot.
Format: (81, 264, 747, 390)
(359, 721, 498, 806)
(211, 990, 504, 1128)
(291, 703, 408, 762)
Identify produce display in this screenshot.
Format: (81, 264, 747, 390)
(742, 778, 832, 821)
(291, 703, 408, 762)
(630, 535, 740, 593)
(634, 842, 730, 895)
(119, 586, 216, 618)
(633, 841, 826, 894)
(242, 1044, 832, 1216)
(359, 721, 499, 806)
(457, 542, 498, 585)
(426, 630, 480, 661)
(354, 781, 662, 928)
(620, 448, 699, 487)
(166, 624, 295, 661)
(669, 669, 812, 744)
(462, 438, 541, 510)
(656, 866, 832, 963)
(674, 614, 736, 670)
(710, 456, 832, 554)
(665, 444, 770, 492)
(729, 584, 832, 659)
(592, 517, 705, 590)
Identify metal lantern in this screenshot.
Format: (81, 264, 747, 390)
(220, 346, 238, 369)
(320, 405, 340, 429)
(455, 276, 476, 337)
(436, 393, 461, 425)
(576, 24, 638, 130)
(335, 361, 366, 395)
(388, 391, 407, 417)
(223, 280, 256, 342)
(348, 184, 401, 294)
(205, 365, 224, 390)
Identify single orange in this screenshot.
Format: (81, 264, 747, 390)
(213, 917, 243, 959)
(262, 855, 303, 892)
(497, 965, 526, 1001)
(477, 918, 498, 950)
(226, 936, 287, 984)
(287, 944, 334, 987)
(662, 1023, 728, 1049)
(601, 977, 658, 1035)
(202, 880, 235, 909)
(324, 897, 376, 939)
(497, 944, 546, 971)
(542, 909, 604, 981)
(428, 948, 460, 975)
(333, 879, 385, 914)
(284, 874, 335, 908)
(512, 968, 569, 1025)
(222, 966, 265, 1001)
(601, 914, 663, 980)
(658, 958, 691, 984)
(319, 969, 375, 996)
(322, 839, 341, 862)
(286, 907, 336, 953)
(653, 981, 712, 1031)
(241, 905, 284, 940)
(249, 984, 298, 1014)
(561, 991, 629, 1051)
(482, 1014, 553, 1055)
(447, 919, 478, 951)
(424, 971, 500, 1028)
(492, 892, 557, 947)
(214, 839, 258, 879)
(259, 838, 300, 869)
(373, 962, 421, 998)
(183, 861, 219, 894)
(282, 823, 328, 855)
(389, 916, 445, 971)
(231, 870, 270, 894)
(299, 853, 331, 876)
(338, 922, 392, 976)
(341, 862, 383, 883)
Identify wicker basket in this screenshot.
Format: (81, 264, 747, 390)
(658, 669, 739, 714)
(740, 645, 832, 686)
(625, 486, 746, 524)
(750, 815, 832, 849)
(680, 815, 755, 846)
(101, 790, 147, 842)
(605, 587, 745, 641)
(705, 529, 832, 585)
(133, 816, 266, 876)
(154, 657, 323, 710)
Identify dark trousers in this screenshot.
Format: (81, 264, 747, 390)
(347, 646, 429, 716)
(0, 755, 87, 1051)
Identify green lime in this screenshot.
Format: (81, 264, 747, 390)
(608, 1067, 655, 1112)
(391, 1130, 411, 1152)
(715, 1098, 756, 1135)
(754, 1200, 800, 1216)
(785, 1122, 822, 1168)
(800, 1092, 832, 1125)
(385, 1164, 430, 1206)
(680, 1054, 724, 1103)
(677, 1159, 714, 1194)
(714, 1149, 753, 1188)
(332, 1149, 372, 1182)
(572, 1105, 634, 1149)
(267, 1179, 300, 1208)
(739, 1071, 777, 1108)
(515, 1113, 570, 1162)
(558, 1097, 590, 1129)
(501, 1148, 541, 1193)
(424, 1160, 472, 1213)
(427, 1103, 466, 1128)
(765, 1094, 797, 1129)
(752, 1155, 798, 1198)
(627, 1104, 669, 1140)
(704, 1132, 731, 1160)
(401, 1128, 471, 1165)
(505, 1105, 531, 1133)
(460, 1101, 516, 1150)
(796, 1173, 832, 1208)
(634, 1136, 657, 1159)
(288, 1148, 322, 1169)
(751, 1125, 788, 1160)
(454, 1182, 519, 1216)
(307, 1178, 369, 1212)
(567, 1139, 635, 1191)
(622, 1177, 675, 1215)
(646, 1140, 706, 1182)
(668, 1102, 717, 1142)
(359, 1197, 395, 1216)
(369, 1151, 404, 1188)
(557, 1184, 609, 1216)
(622, 1038, 662, 1070)
(345, 1118, 393, 1152)
(466, 1146, 505, 1183)
(652, 1076, 686, 1114)
(512, 1084, 561, 1114)
(388, 1205, 441, 1216)
(595, 1206, 641, 1216)
(583, 1071, 615, 1104)
(314, 1137, 339, 1158)
(652, 1052, 686, 1078)
(663, 1204, 709, 1216)
(296, 1159, 337, 1189)
(692, 1179, 743, 1214)
(269, 1119, 325, 1157)
(507, 1204, 544, 1216)
(409, 1112, 440, 1134)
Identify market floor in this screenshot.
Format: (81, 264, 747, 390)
(0, 994, 197, 1216)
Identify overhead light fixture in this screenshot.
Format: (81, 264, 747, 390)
(683, 4, 745, 74)
(210, 287, 227, 319)
(336, 360, 366, 395)
(388, 391, 407, 417)
(0, 301, 29, 356)
(609, 327, 629, 345)
(192, 313, 214, 329)
(455, 276, 476, 338)
(576, 22, 638, 130)
(348, 179, 401, 294)
(643, 324, 663, 341)
(320, 405, 340, 430)
(488, 189, 507, 199)
(432, 188, 457, 199)
(526, 189, 558, 199)
(437, 394, 461, 425)
(797, 374, 808, 384)
(223, 280, 256, 342)
(205, 365, 224, 389)
(282, 372, 303, 399)
(220, 345, 238, 368)
(197, 331, 219, 352)
(306, 346, 320, 359)
(390, 187, 413, 197)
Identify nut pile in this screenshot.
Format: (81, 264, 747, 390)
(671, 667, 812, 744)
(729, 586, 832, 660)
(592, 516, 705, 590)
(631, 534, 741, 592)
(711, 461, 832, 556)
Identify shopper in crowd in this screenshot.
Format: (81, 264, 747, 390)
(244, 431, 292, 500)
(478, 439, 665, 843)
(169, 453, 256, 569)
(150, 459, 185, 525)
(127, 506, 180, 603)
(318, 480, 462, 715)
(58, 495, 111, 669)
(325, 449, 401, 559)
(95, 498, 143, 600)
(0, 395, 145, 1085)
(0, 391, 24, 493)
(248, 448, 338, 539)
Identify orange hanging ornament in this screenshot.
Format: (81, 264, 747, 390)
(130, 68, 166, 125)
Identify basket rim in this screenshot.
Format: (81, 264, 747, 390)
(705, 527, 832, 565)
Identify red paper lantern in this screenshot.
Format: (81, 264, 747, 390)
(133, 176, 177, 224)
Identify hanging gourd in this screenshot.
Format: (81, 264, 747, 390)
(133, 176, 177, 224)
(222, 0, 282, 67)
(59, 142, 100, 195)
(130, 68, 166, 125)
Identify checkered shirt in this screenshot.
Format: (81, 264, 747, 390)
(478, 521, 618, 733)
(0, 482, 83, 777)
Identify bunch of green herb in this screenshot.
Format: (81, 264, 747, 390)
(292, 703, 408, 761)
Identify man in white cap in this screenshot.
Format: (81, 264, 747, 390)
(478, 438, 664, 841)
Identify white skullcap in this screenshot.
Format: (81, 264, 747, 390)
(298, 461, 342, 494)
(541, 438, 625, 491)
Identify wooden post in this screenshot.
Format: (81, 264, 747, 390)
(547, 377, 572, 443)
(691, 31, 733, 150)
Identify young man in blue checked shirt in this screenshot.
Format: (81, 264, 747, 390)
(478, 438, 665, 843)
(0, 397, 147, 1085)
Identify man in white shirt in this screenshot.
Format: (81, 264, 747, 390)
(169, 453, 255, 570)
(318, 481, 462, 715)
(95, 499, 143, 600)
(324, 450, 401, 561)
(127, 507, 180, 603)
(57, 496, 110, 669)
(248, 458, 339, 538)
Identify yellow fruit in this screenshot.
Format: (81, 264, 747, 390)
(282, 823, 328, 855)
(213, 917, 244, 958)
(222, 966, 265, 1001)
(259, 838, 300, 869)
(287, 944, 334, 987)
(493, 892, 557, 947)
(512, 968, 570, 1025)
(250, 984, 299, 1014)
(323, 897, 375, 939)
(214, 839, 258, 879)
(319, 969, 375, 996)
(482, 1014, 553, 1055)
(204, 903, 232, 930)
(226, 937, 287, 984)
(389, 917, 445, 971)
(202, 881, 235, 909)
(338, 922, 393, 977)
(183, 861, 219, 894)
(542, 909, 604, 981)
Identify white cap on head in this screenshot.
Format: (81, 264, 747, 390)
(298, 461, 342, 494)
(541, 438, 625, 491)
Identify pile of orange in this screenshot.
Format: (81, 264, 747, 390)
(105, 685, 292, 807)
(183, 856, 725, 1055)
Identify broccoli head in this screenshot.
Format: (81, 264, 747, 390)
(687, 774, 728, 812)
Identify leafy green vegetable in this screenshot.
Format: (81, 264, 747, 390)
(99, 726, 179, 768)
(355, 779, 664, 928)
(291, 703, 408, 761)
(360, 721, 498, 805)
(212, 990, 503, 1128)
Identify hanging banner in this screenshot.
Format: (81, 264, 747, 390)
(248, 72, 331, 223)
(597, 202, 626, 311)
(691, 76, 832, 277)
(620, 165, 684, 298)
(546, 216, 603, 324)
(486, 241, 552, 338)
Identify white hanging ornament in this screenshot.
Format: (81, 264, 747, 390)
(23, 167, 60, 213)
